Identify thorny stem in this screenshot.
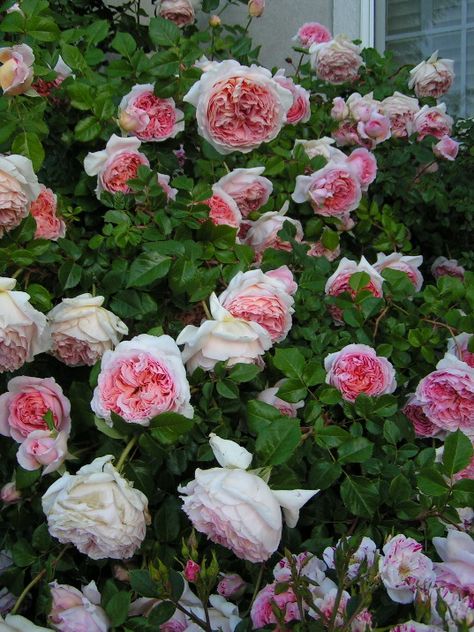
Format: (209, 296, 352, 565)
(116, 435, 138, 473)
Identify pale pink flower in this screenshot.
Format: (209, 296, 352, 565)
(346, 147, 377, 191)
(118, 84, 184, 142)
(414, 104, 453, 140)
(244, 206, 304, 258)
(84, 134, 149, 198)
(17, 429, 69, 475)
(433, 531, 474, 598)
(447, 333, 474, 369)
(273, 552, 327, 583)
(0, 483, 21, 504)
(309, 35, 363, 84)
(347, 92, 378, 122)
(428, 584, 474, 630)
(381, 92, 420, 138)
(183, 60, 293, 154)
(357, 110, 391, 146)
(431, 256, 465, 280)
(332, 120, 363, 147)
(248, 0, 264, 17)
(402, 394, 444, 438)
(408, 51, 455, 99)
(217, 575, 246, 600)
(453, 454, 474, 482)
(49, 580, 109, 632)
(257, 379, 304, 417)
(374, 253, 423, 292)
(379, 534, 435, 603)
(250, 582, 301, 628)
(205, 189, 242, 228)
(391, 622, 442, 632)
(159, 0, 200, 27)
(91, 333, 193, 426)
(0, 44, 34, 95)
(0, 153, 40, 237)
(433, 135, 459, 161)
(274, 70, 311, 125)
(30, 185, 66, 241)
(293, 22, 332, 48)
(214, 167, 272, 217)
(330, 96, 349, 120)
(309, 580, 349, 627)
(306, 240, 341, 262)
(266, 266, 297, 295)
(0, 614, 51, 631)
(157, 172, 178, 201)
(323, 537, 378, 580)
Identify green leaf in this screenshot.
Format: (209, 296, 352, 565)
(74, 116, 102, 142)
(321, 229, 339, 250)
(149, 50, 180, 78)
(442, 430, 474, 477)
(12, 540, 36, 567)
(276, 379, 307, 403)
(85, 20, 110, 45)
(389, 473, 412, 503)
(32, 523, 52, 551)
(60, 44, 88, 72)
(25, 15, 59, 40)
(148, 602, 176, 627)
(417, 467, 450, 496)
(338, 437, 374, 464)
(94, 416, 124, 440)
(318, 387, 342, 405)
(349, 271, 370, 292)
(155, 497, 181, 542)
(309, 462, 342, 490)
(12, 132, 44, 171)
(149, 17, 181, 47)
(247, 399, 284, 434)
(340, 476, 379, 518)
(58, 260, 82, 290)
(150, 412, 194, 445)
(105, 591, 131, 627)
(127, 253, 172, 288)
(216, 379, 239, 399)
(129, 570, 159, 598)
(15, 466, 41, 489)
(255, 417, 301, 466)
(315, 425, 350, 449)
(273, 347, 305, 379)
(228, 363, 261, 383)
(111, 32, 137, 56)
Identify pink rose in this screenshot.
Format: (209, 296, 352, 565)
(415, 355, 474, 435)
(183, 560, 200, 582)
(330, 96, 349, 120)
(0, 44, 34, 95)
(294, 22, 332, 48)
(206, 189, 242, 228)
(309, 35, 363, 84)
(84, 134, 149, 198)
(183, 60, 293, 154)
(215, 167, 272, 217)
(346, 92, 377, 122)
(408, 51, 455, 99)
(118, 84, 184, 142)
(49, 580, 110, 632)
(0, 277, 50, 373)
(0, 376, 71, 442)
(403, 394, 443, 438)
(432, 531, 474, 597)
(453, 454, 474, 482)
(323, 537, 378, 581)
(381, 92, 420, 138)
(332, 120, 363, 147)
(391, 623, 443, 632)
(218, 269, 295, 343)
(265, 266, 298, 295)
(257, 379, 304, 417)
(433, 135, 459, 161)
(217, 574, 246, 600)
(248, 0, 264, 17)
(0, 153, 40, 237)
(414, 104, 453, 141)
(447, 333, 474, 369)
(309, 581, 349, 627)
(244, 207, 304, 259)
(346, 147, 377, 191)
(306, 240, 341, 262)
(159, 0, 199, 27)
(251, 582, 300, 628)
(357, 110, 391, 146)
(157, 172, 178, 201)
(273, 551, 326, 583)
(1, 483, 21, 504)
(17, 429, 69, 474)
(292, 162, 362, 217)
(274, 70, 311, 125)
(30, 185, 66, 241)
(379, 534, 435, 603)
(325, 343, 396, 403)
(374, 253, 423, 292)
(91, 333, 193, 426)
(431, 256, 465, 280)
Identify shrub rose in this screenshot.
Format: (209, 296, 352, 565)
(0, 376, 71, 442)
(381, 92, 420, 138)
(294, 136, 346, 162)
(408, 51, 455, 99)
(431, 256, 465, 280)
(447, 333, 474, 368)
(48, 293, 128, 367)
(414, 104, 453, 140)
(374, 253, 424, 292)
(433, 135, 460, 161)
(0, 278, 50, 373)
(205, 188, 242, 228)
(346, 147, 378, 191)
(49, 580, 109, 632)
(159, 0, 200, 27)
(217, 574, 246, 600)
(183, 60, 293, 154)
(257, 379, 304, 416)
(325, 343, 397, 403)
(306, 239, 341, 261)
(309, 35, 363, 84)
(250, 582, 300, 628)
(30, 185, 66, 241)
(84, 134, 149, 198)
(357, 110, 392, 146)
(91, 333, 193, 425)
(274, 70, 311, 125)
(42, 455, 150, 560)
(293, 22, 332, 48)
(0, 153, 40, 237)
(177, 294, 272, 373)
(0, 44, 34, 96)
(157, 172, 178, 201)
(214, 167, 272, 217)
(118, 84, 184, 142)
(323, 537, 378, 580)
(244, 206, 304, 258)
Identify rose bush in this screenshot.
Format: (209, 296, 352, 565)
(0, 1, 473, 630)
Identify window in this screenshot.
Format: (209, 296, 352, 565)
(380, 0, 474, 117)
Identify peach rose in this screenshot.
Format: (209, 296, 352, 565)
(84, 134, 149, 198)
(118, 84, 184, 142)
(0, 153, 40, 236)
(17, 429, 69, 475)
(431, 256, 465, 280)
(48, 293, 128, 367)
(0, 278, 50, 373)
(293, 22, 332, 48)
(447, 333, 474, 369)
(30, 185, 66, 241)
(218, 268, 295, 343)
(159, 0, 200, 27)
(183, 60, 293, 154)
(91, 333, 193, 426)
(214, 167, 272, 217)
(381, 92, 420, 138)
(408, 51, 455, 99)
(257, 379, 304, 416)
(243, 206, 304, 259)
(205, 188, 242, 228)
(177, 294, 272, 373)
(414, 104, 453, 141)
(274, 70, 311, 125)
(433, 135, 459, 161)
(309, 35, 363, 84)
(374, 253, 423, 292)
(0, 44, 34, 96)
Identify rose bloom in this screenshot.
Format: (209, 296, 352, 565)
(331, 96, 350, 120)
(379, 534, 435, 604)
(274, 70, 311, 125)
(428, 584, 474, 630)
(415, 355, 474, 435)
(42, 455, 150, 560)
(293, 22, 332, 48)
(381, 92, 420, 138)
(447, 333, 474, 369)
(432, 530, 474, 597)
(17, 429, 69, 475)
(257, 379, 304, 417)
(292, 161, 362, 217)
(177, 293, 272, 373)
(48, 293, 128, 367)
(308, 579, 349, 627)
(431, 256, 465, 280)
(1, 483, 21, 504)
(0, 277, 50, 373)
(332, 120, 363, 148)
(179, 435, 317, 563)
(357, 110, 392, 147)
(157, 172, 178, 202)
(403, 394, 444, 438)
(0, 44, 34, 95)
(251, 582, 301, 628)
(346, 147, 377, 191)
(433, 135, 459, 161)
(118, 84, 184, 142)
(215, 167, 272, 217)
(265, 265, 298, 295)
(0, 376, 71, 443)
(49, 580, 109, 632)
(91, 333, 193, 426)
(374, 253, 424, 292)
(30, 185, 66, 241)
(273, 552, 327, 585)
(325, 343, 396, 403)
(323, 537, 378, 581)
(159, 0, 200, 27)
(183, 59, 293, 154)
(217, 574, 246, 600)
(205, 188, 242, 228)
(309, 35, 363, 84)
(414, 104, 453, 141)
(346, 92, 378, 122)
(248, 0, 264, 17)
(408, 51, 455, 99)
(0, 614, 51, 631)
(244, 207, 304, 259)
(306, 240, 341, 262)
(0, 153, 40, 237)
(84, 134, 149, 198)
(294, 136, 346, 162)
(218, 268, 295, 343)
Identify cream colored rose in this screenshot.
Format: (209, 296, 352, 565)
(381, 92, 420, 138)
(42, 455, 150, 560)
(47, 293, 128, 367)
(0, 277, 50, 373)
(408, 51, 454, 99)
(0, 154, 40, 236)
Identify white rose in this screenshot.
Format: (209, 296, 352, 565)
(0, 277, 50, 373)
(0, 615, 51, 632)
(42, 455, 150, 560)
(47, 293, 128, 367)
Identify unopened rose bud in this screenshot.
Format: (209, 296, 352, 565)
(184, 560, 200, 582)
(217, 573, 247, 599)
(113, 564, 130, 582)
(209, 14, 221, 27)
(248, 0, 265, 17)
(1, 482, 21, 504)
